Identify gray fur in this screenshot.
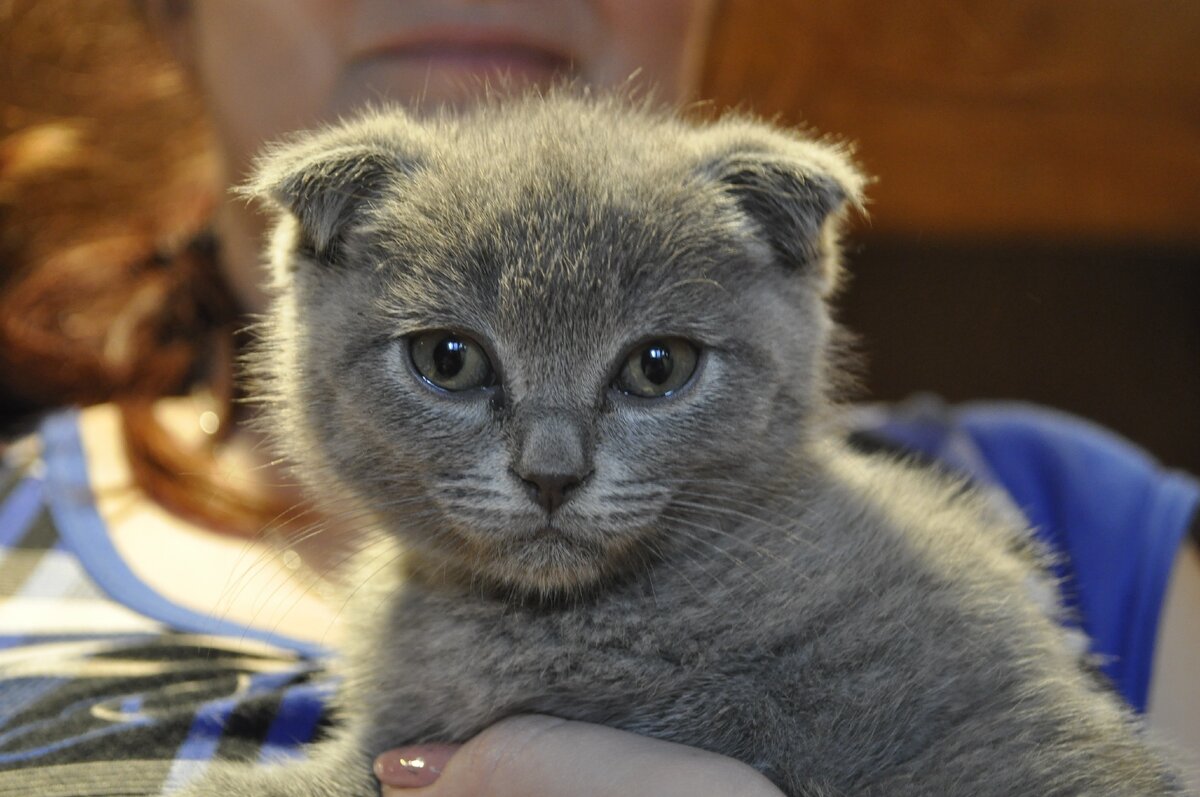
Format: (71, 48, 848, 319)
(174, 93, 1183, 796)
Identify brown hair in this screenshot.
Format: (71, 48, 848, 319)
(0, 0, 290, 534)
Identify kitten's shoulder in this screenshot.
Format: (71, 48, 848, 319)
(810, 437, 1055, 591)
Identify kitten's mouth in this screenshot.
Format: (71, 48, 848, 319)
(508, 524, 595, 558)
(430, 517, 651, 596)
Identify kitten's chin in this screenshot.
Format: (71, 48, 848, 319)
(420, 523, 654, 599)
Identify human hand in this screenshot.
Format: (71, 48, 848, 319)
(373, 714, 785, 797)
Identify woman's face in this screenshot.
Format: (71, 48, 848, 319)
(158, 0, 716, 308)
(174, 0, 715, 184)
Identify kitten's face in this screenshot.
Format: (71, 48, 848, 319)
(253, 97, 860, 596)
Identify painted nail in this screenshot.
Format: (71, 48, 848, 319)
(374, 745, 455, 789)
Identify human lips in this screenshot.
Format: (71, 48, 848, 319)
(353, 28, 575, 80)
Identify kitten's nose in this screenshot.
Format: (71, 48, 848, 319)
(513, 407, 592, 515)
(518, 471, 584, 515)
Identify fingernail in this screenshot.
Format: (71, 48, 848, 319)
(374, 745, 456, 790)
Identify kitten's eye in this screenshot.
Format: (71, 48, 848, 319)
(613, 338, 699, 398)
(410, 331, 497, 392)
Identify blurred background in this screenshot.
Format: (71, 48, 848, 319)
(1, 0, 1197, 472)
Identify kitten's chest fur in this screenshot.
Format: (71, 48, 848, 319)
(338, 447, 1054, 776)
(347, 547, 783, 746)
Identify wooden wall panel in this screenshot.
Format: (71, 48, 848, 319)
(703, 1, 1200, 244)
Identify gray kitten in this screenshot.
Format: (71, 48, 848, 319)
(175, 93, 1183, 796)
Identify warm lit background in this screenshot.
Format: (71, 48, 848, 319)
(1, 1, 1197, 473)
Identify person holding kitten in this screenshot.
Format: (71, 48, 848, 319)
(0, 2, 1196, 795)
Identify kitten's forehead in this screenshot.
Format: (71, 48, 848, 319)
(374, 137, 744, 396)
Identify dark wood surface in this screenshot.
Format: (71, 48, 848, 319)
(837, 238, 1200, 475)
(704, 0, 1200, 243)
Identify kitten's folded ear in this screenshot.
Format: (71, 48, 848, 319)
(239, 113, 424, 265)
(698, 124, 866, 294)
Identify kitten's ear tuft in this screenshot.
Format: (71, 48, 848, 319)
(240, 116, 423, 265)
(701, 127, 866, 293)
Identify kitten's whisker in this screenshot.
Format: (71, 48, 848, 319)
(663, 498, 817, 558)
(239, 528, 394, 638)
(658, 516, 784, 595)
(213, 491, 439, 617)
(267, 531, 413, 642)
(209, 498, 316, 610)
(666, 492, 821, 543)
(318, 547, 408, 649)
(212, 493, 432, 613)
(651, 533, 761, 625)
